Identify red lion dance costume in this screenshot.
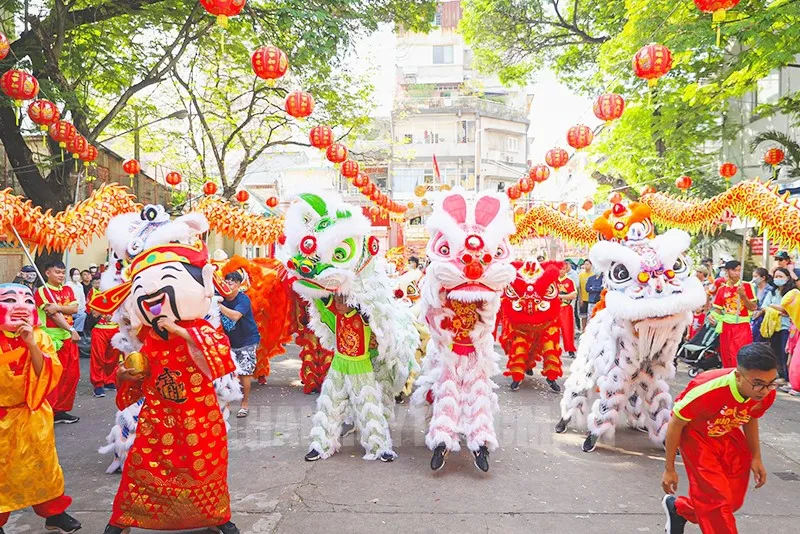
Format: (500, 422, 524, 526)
(499, 260, 564, 393)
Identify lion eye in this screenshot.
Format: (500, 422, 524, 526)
(673, 256, 687, 273)
(610, 263, 631, 283)
(438, 243, 450, 256)
(544, 284, 558, 299)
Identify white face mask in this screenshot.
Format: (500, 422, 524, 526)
(71, 274, 80, 282)
(774, 278, 788, 287)
(752, 276, 762, 285)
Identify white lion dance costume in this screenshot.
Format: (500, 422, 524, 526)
(411, 191, 516, 472)
(95, 205, 241, 472)
(555, 202, 705, 452)
(280, 193, 419, 462)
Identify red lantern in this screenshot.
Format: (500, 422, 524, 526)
(27, 99, 60, 132)
(582, 199, 594, 211)
(49, 120, 77, 148)
(340, 159, 359, 179)
(593, 93, 625, 124)
(518, 176, 534, 194)
(567, 125, 594, 150)
(203, 181, 218, 195)
(79, 145, 98, 167)
(165, 172, 182, 187)
(558, 202, 568, 213)
(309, 125, 334, 150)
(66, 135, 88, 159)
(236, 190, 250, 202)
(200, 0, 246, 28)
(326, 143, 348, 165)
(719, 162, 738, 182)
(694, 0, 742, 44)
(285, 91, 314, 119)
(122, 159, 141, 177)
(353, 172, 369, 188)
(675, 175, 693, 191)
(369, 206, 380, 217)
(609, 192, 623, 204)
(764, 148, 785, 167)
(545, 148, 569, 170)
(633, 44, 673, 87)
(0, 32, 9, 61)
(266, 196, 279, 208)
(370, 189, 381, 202)
(506, 185, 521, 200)
(361, 182, 375, 196)
(251, 45, 288, 81)
(529, 165, 551, 183)
(0, 70, 39, 107)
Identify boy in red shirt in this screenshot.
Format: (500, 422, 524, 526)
(557, 263, 578, 357)
(661, 343, 779, 533)
(711, 260, 757, 368)
(34, 261, 81, 424)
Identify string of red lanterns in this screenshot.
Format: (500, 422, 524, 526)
(165, 171, 182, 187)
(200, 0, 246, 28)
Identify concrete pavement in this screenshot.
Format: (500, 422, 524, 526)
(5, 347, 800, 533)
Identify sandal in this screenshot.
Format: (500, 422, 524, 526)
(236, 408, 249, 418)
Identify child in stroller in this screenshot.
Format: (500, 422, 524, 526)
(676, 314, 721, 378)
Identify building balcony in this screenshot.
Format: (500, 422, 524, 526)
(393, 96, 529, 124)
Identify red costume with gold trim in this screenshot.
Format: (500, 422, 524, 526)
(499, 261, 564, 384)
(111, 320, 234, 530)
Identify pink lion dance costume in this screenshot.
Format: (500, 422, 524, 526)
(412, 191, 516, 472)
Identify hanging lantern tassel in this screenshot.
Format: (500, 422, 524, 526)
(713, 9, 727, 47)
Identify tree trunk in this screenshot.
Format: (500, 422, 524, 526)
(0, 106, 73, 268)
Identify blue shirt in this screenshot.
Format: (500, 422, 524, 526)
(221, 292, 260, 348)
(585, 274, 604, 304)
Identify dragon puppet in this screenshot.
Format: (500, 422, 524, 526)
(93, 205, 242, 474)
(411, 190, 516, 472)
(280, 193, 419, 462)
(554, 202, 706, 452)
(498, 260, 565, 392)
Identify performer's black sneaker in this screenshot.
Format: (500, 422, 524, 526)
(525, 369, 534, 376)
(430, 443, 447, 471)
(473, 446, 490, 472)
(104, 383, 116, 390)
(93, 387, 106, 398)
(304, 449, 322, 461)
(555, 417, 569, 434)
(53, 412, 80, 424)
(379, 451, 395, 462)
(546, 379, 561, 393)
(340, 422, 356, 437)
(568, 352, 576, 358)
(662, 495, 687, 534)
(582, 433, 598, 453)
(44, 512, 81, 533)
(510, 380, 521, 391)
(213, 521, 241, 534)
(395, 394, 405, 404)
(102, 525, 128, 534)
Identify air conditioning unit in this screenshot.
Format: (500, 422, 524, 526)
(504, 154, 514, 163)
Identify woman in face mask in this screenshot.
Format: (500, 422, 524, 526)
(761, 267, 793, 381)
(750, 268, 773, 342)
(66, 267, 87, 335)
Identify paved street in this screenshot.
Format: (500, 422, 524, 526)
(5, 346, 800, 534)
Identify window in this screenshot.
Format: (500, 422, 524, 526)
(423, 130, 443, 144)
(457, 120, 476, 143)
(392, 167, 425, 193)
(432, 45, 454, 65)
(433, 10, 441, 27)
(756, 70, 781, 105)
(506, 136, 520, 152)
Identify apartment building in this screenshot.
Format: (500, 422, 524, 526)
(390, 0, 532, 200)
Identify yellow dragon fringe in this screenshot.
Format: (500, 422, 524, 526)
(640, 179, 800, 249)
(0, 184, 139, 252)
(511, 204, 595, 246)
(194, 196, 285, 246)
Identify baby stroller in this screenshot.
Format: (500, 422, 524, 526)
(676, 323, 721, 378)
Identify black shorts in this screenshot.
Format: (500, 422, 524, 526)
(579, 301, 589, 316)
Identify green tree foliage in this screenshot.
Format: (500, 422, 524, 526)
(0, 0, 435, 216)
(462, 0, 800, 195)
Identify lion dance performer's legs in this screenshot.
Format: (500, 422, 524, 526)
(538, 324, 563, 391)
(503, 331, 532, 385)
(461, 352, 499, 454)
(308, 369, 393, 460)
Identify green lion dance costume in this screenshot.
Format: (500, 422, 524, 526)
(280, 193, 419, 461)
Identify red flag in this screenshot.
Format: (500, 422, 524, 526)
(432, 154, 441, 182)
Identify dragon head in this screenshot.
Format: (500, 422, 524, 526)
(425, 191, 516, 302)
(501, 260, 562, 324)
(280, 193, 378, 300)
(590, 228, 705, 321)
